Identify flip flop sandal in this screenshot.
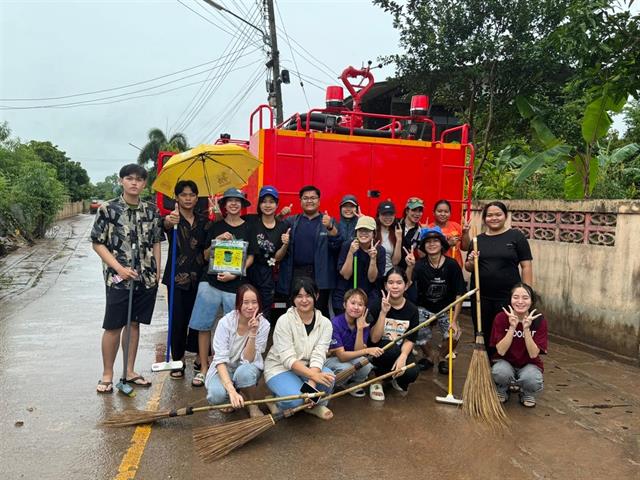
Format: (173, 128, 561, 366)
(304, 405, 333, 420)
(125, 376, 152, 387)
(170, 366, 186, 379)
(520, 396, 536, 408)
(192, 372, 205, 387)
(348, 388, 366, 398)
(96, 381, 113, 394)
(219, 407, 234, 413)
(369, 383, 385, 401)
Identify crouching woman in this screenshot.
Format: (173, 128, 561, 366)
(325, 288, 384, 397)
(264, 277, 335, 419)
(490, 283, 547, 408)
(205, 284, 270, 418)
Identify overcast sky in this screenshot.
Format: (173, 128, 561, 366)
(0, 0, 399, 182)
(1, 1, 634, 184)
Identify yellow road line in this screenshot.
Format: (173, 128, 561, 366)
(114, 372, 168, 480)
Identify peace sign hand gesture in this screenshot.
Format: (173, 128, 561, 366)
(368, 241, 380, 259)
(403, 246, 415, 267)
(356, 308, 369, 330)
(394, 223, 403, 241)
(380, 289, 392, 314)
(502, 306, 519, 329)
(522, 309, 542, 330)
(248, 312, 260, 335)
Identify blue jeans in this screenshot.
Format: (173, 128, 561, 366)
(492, 360, 544, 398)
(266, 367, 335, 409)
(324, 356, 373, 386)
(205, 363, 262, 405)
(189, 282, 235, 331)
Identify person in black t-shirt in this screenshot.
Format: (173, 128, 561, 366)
(406, 226, 466, 374)
(367, 267, 420, 400)
(464, 201, 533, 353)
(246, 186, 290, 324)
(188, 188, 257, 387)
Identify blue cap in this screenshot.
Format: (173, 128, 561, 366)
(418, 226, 449, 253)
(259, 185, 279, 201)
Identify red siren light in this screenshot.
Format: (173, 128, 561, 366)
(325, 86, 344, 108)
(410, 95, 429, 116)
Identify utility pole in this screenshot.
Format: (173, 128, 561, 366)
(265, 0, 283, 124)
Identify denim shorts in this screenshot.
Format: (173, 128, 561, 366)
(416, 307, 450, 346)
(188, 282, 236, 331)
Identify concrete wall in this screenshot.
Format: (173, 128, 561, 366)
(55, 201, 85, 220)
(469, 200, 640, 363)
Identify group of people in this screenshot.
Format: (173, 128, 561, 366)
(91, 163, 549, 417)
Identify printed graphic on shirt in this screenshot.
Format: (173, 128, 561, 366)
(425, 275, 446, 304)
(383, 317, 410, 342)
(505, 328, 538, 338)
(256, 233, 277, 266)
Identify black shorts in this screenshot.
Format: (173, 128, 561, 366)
(102, 285, 158, 330)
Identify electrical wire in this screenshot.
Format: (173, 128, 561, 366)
(0, 48, 260, 102)
(172, 2, 263, 134)
(274, 0, 310, 109)
(0, 60, 263, 110)
(196, 63, 266, 143)
(276, 26, 338, 82)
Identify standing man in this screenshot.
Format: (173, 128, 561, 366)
(92, 164, 162, 393)
(162, 180, 209, 378)
(277, 185, 342, 317)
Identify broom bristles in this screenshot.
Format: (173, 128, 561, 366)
(334, 364, 359, 384)
(193, 415, 276, 462)
(462, 337, 510, 430)
(100, 409, 172, 428)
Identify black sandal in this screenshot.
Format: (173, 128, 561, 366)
(170, 365, 186, 379)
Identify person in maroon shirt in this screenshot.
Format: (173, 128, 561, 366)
(490, 283, 547, 408)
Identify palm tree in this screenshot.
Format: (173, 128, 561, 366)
(137, 128, 189, 168)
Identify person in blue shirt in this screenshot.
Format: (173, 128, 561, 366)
(325, 288, 384, 397)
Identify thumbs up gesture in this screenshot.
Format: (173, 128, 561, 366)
(281, 228, 291, 246)
(322, 210, 333, 229)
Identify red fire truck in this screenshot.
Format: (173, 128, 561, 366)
(157, 64, 473, 224)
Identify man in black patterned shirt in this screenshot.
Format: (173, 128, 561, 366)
(91, 164, 162, 393)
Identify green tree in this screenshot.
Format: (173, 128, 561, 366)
(622, 100, 640, 144)
(373, 0, 575, 175)
(137, 128, 188, 168)
(26, 140, 92, 201)
(93, 173, 121, 200)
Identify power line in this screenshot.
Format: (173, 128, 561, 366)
(171, 2, 261, 132)
(275, 0, 310, 109)
(0, 49, 260, 102)
(0, 60, 263, 110)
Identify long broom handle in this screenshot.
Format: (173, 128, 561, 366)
(472, 236, 482, 333)
(353, 255, 357, 289)
(283, 363, 417, 417)
(120, 242, 137, 382)
(447, 308, 453, 396)
(170, 392, 326, 417)
(166, 225, 178, 362)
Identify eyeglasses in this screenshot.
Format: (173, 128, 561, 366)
(301, 196, 319, 202)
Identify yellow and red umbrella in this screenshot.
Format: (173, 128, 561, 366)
(152, 143, 261, 198)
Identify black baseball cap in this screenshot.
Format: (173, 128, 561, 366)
(377, 200, 396, 215)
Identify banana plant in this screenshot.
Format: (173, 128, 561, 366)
(514, 86, 628, 199)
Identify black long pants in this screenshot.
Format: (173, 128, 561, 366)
(168, 286, 199, 361)
(248, 264, 276, 324)
(370, 345, 419, 390)
(470, 294, 508, 357)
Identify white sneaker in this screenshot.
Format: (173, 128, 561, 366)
(391, 379, 408, 396)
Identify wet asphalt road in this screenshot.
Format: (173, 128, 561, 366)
(0, 214, 638, 480)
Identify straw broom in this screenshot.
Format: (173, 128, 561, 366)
(193, 363, 416, 462)
(100, 392, 325, 428)
(334, 289, 477, 385)
(461, 237, 509, 429)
